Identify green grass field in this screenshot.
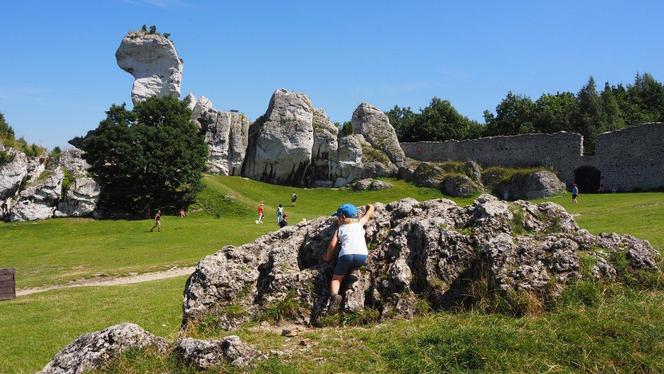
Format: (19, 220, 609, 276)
(1, 176, 662, 373)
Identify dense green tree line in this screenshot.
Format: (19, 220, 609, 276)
(388, 73, 664, 154)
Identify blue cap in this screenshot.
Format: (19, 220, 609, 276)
(332, 203, 358, 218)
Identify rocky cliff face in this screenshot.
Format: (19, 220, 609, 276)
(189, 95, 250, 176)
(181, 195, 659, 327)
(0, 147, 99, 221)
(242, 89, 316, 185)
(116, 31, 183, 105)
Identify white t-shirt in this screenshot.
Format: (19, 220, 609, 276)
(338, 221, 368, 257)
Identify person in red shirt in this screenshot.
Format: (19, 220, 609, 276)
(256, 202, 265, 224)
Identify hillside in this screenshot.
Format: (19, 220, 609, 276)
(0, 177, 662, 372)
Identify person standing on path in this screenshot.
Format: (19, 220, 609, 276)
(323, 203, 375, 314)
(277, 204, 284, 225)
(150, 209, 162, 232)
(256, 202, 265, 224)
(572, 183, 579, 204)
(291, 192, 297, 207)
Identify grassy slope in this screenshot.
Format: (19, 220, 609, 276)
(0, 177, 662, 372)
(1, 176, 450, 289)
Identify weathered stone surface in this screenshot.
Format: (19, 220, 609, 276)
(333, 134, 365, 187)
(40, 323, 167, 374)
(182, 195, 660, 327)
(242, 89, 314, 185)
(440, 174, 481, 197)
(0, 146, 29, 200)
(9, 167, 64, 221)
(116, 31, 183, 105)
(2, 148, 99, 221)
(463, 160, 482, 183)
(198, 108, 250, 176)
(525, 171, 565, 199)
(307, 109, 339, 187)
(55, 177, 100, 217)
(410, 162, 448, 188)
(351, 103, 405, 166)
(348, 178, 393, 191)
(174, 336, 263, 369)
(492, 170, 565, 201)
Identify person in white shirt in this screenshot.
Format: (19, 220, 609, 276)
(323, 202, 375, 314)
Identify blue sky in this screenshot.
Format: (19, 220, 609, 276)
(1, 0, 663, 149)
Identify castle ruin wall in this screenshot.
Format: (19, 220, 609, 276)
(401, 122, 664, 192)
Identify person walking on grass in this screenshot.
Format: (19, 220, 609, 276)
(279, 212, 289, 228)
(277, 204, 284, 226)
(291, 192, 297, 207)
(572, 183, 579, 204)
(150, 209, 162, 232)
(323, 203, 375, 314)
(256, 202, 265, 224)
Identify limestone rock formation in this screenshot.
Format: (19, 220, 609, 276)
(116, 31, 183, 105)
(1, 148, 99, 221)
(307, 109, 339, 187)
(348, 178, 393, 191)
(440, 174, 481, 197)
(410, 162, 448, 188)
(351, 103, 406, 166)
(40, 323, 168, 374)
(242, 89, 315, 185)
(0, 145, 30, 200)
(491, 170, 566, 201)
(332, 134, 365, 186)
(174, 336, 264, 369)
(182, 195, 660, 327)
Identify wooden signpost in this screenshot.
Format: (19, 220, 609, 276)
(0, 268, 16, 301)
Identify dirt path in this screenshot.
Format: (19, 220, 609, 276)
(16, 266, 195, 297)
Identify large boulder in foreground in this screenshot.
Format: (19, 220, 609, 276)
(242, 89, 314, 185)
(116, 31, 183, 105)
(351, 103, 406, 167)
(182, 195, 660, 328)
(40, 323, 167, 374)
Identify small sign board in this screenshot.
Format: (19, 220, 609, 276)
(0, 268, 16, 301)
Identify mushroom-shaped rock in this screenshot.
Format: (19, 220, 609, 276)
(116, 31, 183, 104)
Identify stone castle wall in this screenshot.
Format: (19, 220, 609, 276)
(595, 123, 664, 191)
(401, 122, 664, 192)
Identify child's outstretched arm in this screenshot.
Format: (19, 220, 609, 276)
(359, 204, 375, 225)
(324, 228, 339, 262)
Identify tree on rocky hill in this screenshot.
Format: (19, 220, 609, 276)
(70, 96, 208, 216)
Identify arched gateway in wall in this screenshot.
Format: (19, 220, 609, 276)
(574, 166, 601, 193)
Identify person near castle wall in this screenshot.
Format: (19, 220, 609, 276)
(572, 183, 579, 204)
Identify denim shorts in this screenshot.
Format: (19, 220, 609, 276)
(334, 254, 368, 276)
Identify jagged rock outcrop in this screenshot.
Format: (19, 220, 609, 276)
(489, 170, 566, 201)
(1, 148, 99, 221)
(351, 103, 406, 167)
(189, 96, 250, 175)
(242, 89, 315, 185)
(116, 31, 183, 105)
(440, 174, 481, 197)
(174, 336, 264, 369)
(307, 109, 339, 187)
(40, 323, 168, 374)
(182, 195, 660, 327)
(0, 145, 30, 200)
(348, 178, 393, 191)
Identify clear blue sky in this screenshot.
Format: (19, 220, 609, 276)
(1, 0, 663, 149)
